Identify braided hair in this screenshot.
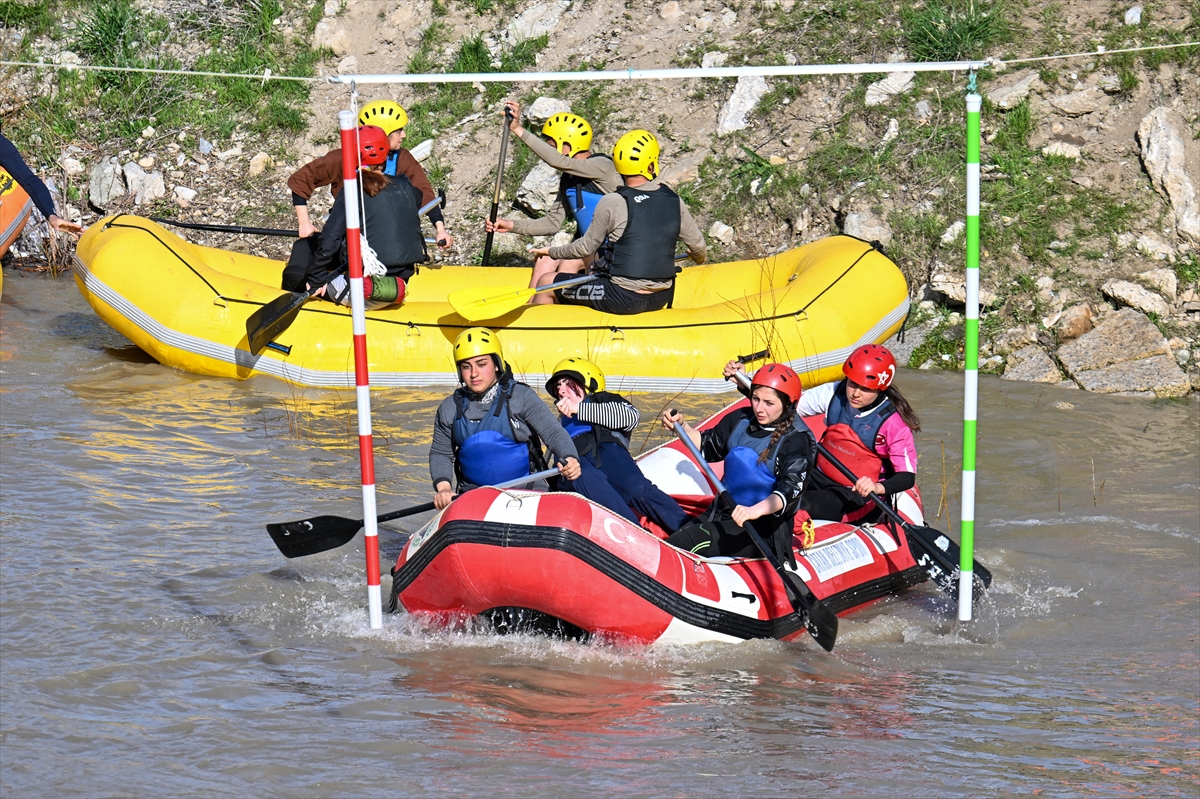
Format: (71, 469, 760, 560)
(756, 389, 797, 464)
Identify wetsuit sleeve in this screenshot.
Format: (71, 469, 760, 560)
(306, 191, 347, 285)
(547, 193, 625, 261)
(508, 193, 567, 237)
(880, 471, 916, 494)
(393, 149, 444, 226)
(287, 150, 343, 204)
(771, 432, 813, 516)
(677, 200, 707, 265)
(796, 381, 836, 418)
(512, 385, 578, 462)
(429, 398, 458, 488)
(0, 134, 57, 219)
(575, 394, 640, 434)
(518, 130, 619, 189)
(699, 412, 741, 462)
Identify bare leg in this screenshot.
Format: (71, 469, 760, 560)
(530, 256, 586, 305)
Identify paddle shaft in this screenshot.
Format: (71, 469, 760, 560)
(481, 111, 513, 266)
(667, 415, 837, 650)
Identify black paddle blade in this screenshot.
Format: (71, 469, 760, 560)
(902, 522, 993, 600)
(267, 514, 362, 558)
(246, 291, 311, 355)
(779, 567, 838, 651)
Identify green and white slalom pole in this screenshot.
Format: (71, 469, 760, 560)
(959, 85, 982, 621)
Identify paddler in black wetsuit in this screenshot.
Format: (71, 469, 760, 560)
(528, 129, 707, 315)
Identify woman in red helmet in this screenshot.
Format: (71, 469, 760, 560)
(728, 344, 922, 523)
(661, 363, 813, 565)
(296, 126, 434, 309)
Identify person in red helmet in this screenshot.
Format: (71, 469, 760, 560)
(292, 126, 434, 309)
(728, 344, 921, 522)
(661, 362, 813, 565)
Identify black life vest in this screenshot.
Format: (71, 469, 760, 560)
(605, 184, 681, 282)
(360, 174, 427, 271)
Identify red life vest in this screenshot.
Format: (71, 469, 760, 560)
(816, 423, 885, 487)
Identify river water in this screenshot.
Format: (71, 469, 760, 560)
(2, 270, 1197, 798)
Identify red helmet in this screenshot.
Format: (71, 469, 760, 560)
(357, 125, 389, 166)
(843, 344, 897, 390)
(751, 362, 802, 404)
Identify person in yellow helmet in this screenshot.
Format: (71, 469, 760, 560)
(282, 100, 453, 292)
(429, 328, 582, 510)
(546, 356, 689, 532)
(529, 129, 706, 315)
(483, 100, 621, 304)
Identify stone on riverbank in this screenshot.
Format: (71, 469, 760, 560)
(1057, 309, 1190, 397)
(1002, 345, 1062, 383)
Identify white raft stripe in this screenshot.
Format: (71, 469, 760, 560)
(858, 524, 900, 554)
(74, 260, 908, 391)
(800, 532, 875, 582)
(654, 614, 745, 646)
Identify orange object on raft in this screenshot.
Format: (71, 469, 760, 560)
(388, 400, 931, 646)
(0, 168, 33, 259)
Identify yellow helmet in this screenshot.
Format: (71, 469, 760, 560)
(452, 327, 502, 364)
(358, 100, 409, 136)
(541, 113, 593, 156)
(612, 129, 659, 179)
(545, 356, 605, 396)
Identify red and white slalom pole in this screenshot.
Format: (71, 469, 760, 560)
(338, 110, 382, 629)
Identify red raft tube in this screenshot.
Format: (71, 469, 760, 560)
(387, 401, 931, 646)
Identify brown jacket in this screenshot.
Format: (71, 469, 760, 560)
(287, 148, 443, 224)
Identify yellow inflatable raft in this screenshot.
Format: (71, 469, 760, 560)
(73, 215, 910, 392)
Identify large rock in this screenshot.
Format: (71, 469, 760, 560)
(842, 210, 892, 246)
(1047, 87, 1106, 116)
(992, 323, 1038, 355)
(313, 18, 350, 55)
(1137, 108, 1200, 242)
(525, 97, 571, 126)
(408, 139, 433, 162)
(1101, 279, 1171, 317)
(1136, 268, 1177, 302)
(1056, 303, 1095, 340)
(717, 75, 770, 136)
(513, 161, 560, 216)
(122, 162, 165, 205)
(1137, 232, 1176, 261)
(508, 1, 565, 42)
(1002, 345, 1062, 383)
(708, 221, 735, 246)
(985, 71, 1043, 109)
(89, 157, 125, 207)
(928, 266, 999, 307)
(865, 72, 915, 106)
(1057, 308, 1190, 397)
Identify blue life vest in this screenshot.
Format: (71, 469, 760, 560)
(384, 150, 399, 177)
(451, 381, 531, 487)
(561, 415, 594, 439)
(561, 159, 610, 235)
(824, 379, 896, 450)
(721, 415, 791, 507)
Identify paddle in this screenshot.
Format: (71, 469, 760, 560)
(245, 194, 446, 355)
(150, 217, 299, 237)
(481, 108, 513, 266)
(667, 412, 839, 651)
(449, 254, 694, 322)
(729, 370, 991, 598)
(269, 466, 561, 558)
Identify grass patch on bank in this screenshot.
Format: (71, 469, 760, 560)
(7, 0, 322, 161)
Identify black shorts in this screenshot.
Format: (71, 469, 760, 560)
(553, 273, 671, 315)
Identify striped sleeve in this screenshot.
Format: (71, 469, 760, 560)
(575, 396, 640, 434)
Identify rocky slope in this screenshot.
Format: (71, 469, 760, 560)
(5, 0, 1198, 396)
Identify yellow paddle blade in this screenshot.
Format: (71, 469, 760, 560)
(448, 284, 537, 322)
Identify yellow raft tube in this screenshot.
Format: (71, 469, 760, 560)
(73, 215, 910, 392)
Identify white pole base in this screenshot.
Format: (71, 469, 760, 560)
(367, 584, 383, 629)
(957, 569, 974, 621)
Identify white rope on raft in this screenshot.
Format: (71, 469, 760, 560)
(1, 40, 1195, 84)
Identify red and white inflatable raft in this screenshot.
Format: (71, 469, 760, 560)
(387, 401, 931, 646)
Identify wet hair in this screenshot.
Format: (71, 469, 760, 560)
(884, 385, 921, 432)
(360, 169, 391, 196)
(754, 387, 796, 464)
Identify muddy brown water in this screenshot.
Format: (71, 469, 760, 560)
(2, 271, 1197, 797)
